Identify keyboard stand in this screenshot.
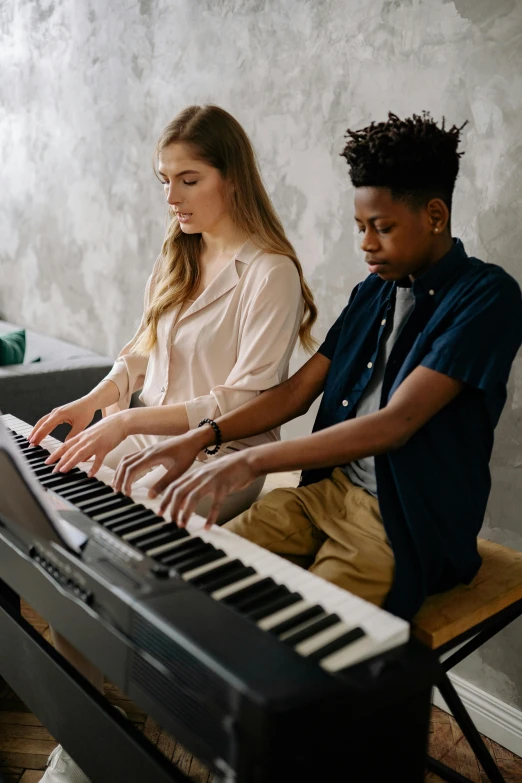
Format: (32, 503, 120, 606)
(0, 580, 191, 783)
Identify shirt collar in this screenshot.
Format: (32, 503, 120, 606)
(411, 238, 468, 297)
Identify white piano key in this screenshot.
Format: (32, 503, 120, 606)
(182, 555, 235, 581)
(211, 573, 265, 601)
(257, 599, 314, 631)
(145, 535, 193, 557)
(122, 522, 169, 542)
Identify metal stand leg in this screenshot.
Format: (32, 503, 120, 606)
(435, 673, 506, 783)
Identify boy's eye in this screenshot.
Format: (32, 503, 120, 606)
(183, 180, 198, 186)
(376, 226, 392, 234)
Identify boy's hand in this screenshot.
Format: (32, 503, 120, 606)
(113, 430, 206, 496)
(158, 451, 260, 529)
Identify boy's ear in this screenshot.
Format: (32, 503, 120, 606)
(426, 198, 450, 234)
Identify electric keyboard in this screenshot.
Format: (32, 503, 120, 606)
(0, 414, 418, 781)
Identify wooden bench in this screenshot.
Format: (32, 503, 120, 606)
(412, 538, 522, 783)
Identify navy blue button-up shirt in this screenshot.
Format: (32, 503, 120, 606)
(302, 240, 522, 620)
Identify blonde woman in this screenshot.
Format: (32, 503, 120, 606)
(31, 105, 316, 522)
(30, 105, 316, 783)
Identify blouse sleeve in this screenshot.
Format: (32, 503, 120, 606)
(102, 263, 158, 416)
(184, 260, 304, 430)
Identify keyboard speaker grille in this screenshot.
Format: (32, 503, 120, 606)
(130, 611, 232, 754)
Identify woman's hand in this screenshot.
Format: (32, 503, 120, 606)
(157, 451, 260, 529)
(45, 414, 128, 476)
(112, 430, 205, 496)
(30, 397, 99, 446)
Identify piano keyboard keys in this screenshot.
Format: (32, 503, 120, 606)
(4, 415, 410, 673)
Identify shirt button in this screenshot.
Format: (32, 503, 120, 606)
(367, 361, 373, 369)
(429, 289, 435, 296)
(381, 319, 386, 326)
(342, 399, 349, 407)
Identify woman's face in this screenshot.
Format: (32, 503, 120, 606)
(157, 142, 232, 235)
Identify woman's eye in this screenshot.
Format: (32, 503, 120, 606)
(160, 180, 168, 186)
(376, 226, 392, 234)
(183, 180, 198, 186)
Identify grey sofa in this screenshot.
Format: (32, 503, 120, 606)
(0, 319, 114, 440)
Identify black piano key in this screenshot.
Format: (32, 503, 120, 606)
(165, 545, 219, 573)
(31, 465, 58, 477)
(105, 510, 160, 534)
(199, 566, 256, 594)
(281, 614, 341, 648)
(221, 577, 277, 607)
(178, 548, 227, 575)
(130, 524, 184, 549)
(85, 495, 134, 516)
(69, 486, 115, 505)
(24, 451, 50, 462)
(188, 559, 246, 587)
(232, 584, 290, 614)
(245, 592, 303, 622)
(269, 605, 325, 637)
(156, 538, 209, 564)
(306, 627, 366, 662)
(58, 480, 106, 499)
(40, 472, 86, 490)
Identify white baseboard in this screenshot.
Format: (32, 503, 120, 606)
(433, 673, 522, 757)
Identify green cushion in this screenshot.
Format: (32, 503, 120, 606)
(0, 329, 26, 366)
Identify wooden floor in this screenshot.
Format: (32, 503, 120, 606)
(1, 606, 521, 782)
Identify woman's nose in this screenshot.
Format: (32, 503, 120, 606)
(165, 184, 180, 206)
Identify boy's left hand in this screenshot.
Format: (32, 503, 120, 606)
(157, 452, 259, 529)
(45, 415, 127, 477)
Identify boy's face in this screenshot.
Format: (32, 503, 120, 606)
(354, 187, 449, 281)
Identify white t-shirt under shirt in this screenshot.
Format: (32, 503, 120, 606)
(343, 284, 416, 496)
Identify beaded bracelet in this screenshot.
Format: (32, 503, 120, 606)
(198, 418, 222, 455)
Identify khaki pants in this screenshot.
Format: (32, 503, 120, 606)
(225, 468, 395, 607)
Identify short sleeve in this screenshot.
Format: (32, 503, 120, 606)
(318, 282, 362, 360)
(421, 273, 522, 395)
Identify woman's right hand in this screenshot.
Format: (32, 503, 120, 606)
(29, 397, 99, 446)
(112, 430, 205, 497)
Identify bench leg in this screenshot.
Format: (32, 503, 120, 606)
(437, 673, 506, 783)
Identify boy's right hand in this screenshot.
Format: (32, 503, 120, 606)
(29, 397, 98, 446)
(112, 430, 204, 498)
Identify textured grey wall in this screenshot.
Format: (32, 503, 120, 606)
(1, 0, 521, 709)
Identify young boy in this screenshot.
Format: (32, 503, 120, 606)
(115, 112, 522, 621)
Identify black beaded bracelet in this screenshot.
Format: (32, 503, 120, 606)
(198, 418, 222, 455)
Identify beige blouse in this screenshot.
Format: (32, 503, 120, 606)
(104, 238, 305, 450)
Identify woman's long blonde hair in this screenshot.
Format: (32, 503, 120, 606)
(133, 105, 317, 355)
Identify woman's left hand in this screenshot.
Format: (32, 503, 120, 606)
(45, 414, 128, 476)
(158, 451, 260, 529)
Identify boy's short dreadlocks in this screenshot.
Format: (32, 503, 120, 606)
(341, 112, 467, 210)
